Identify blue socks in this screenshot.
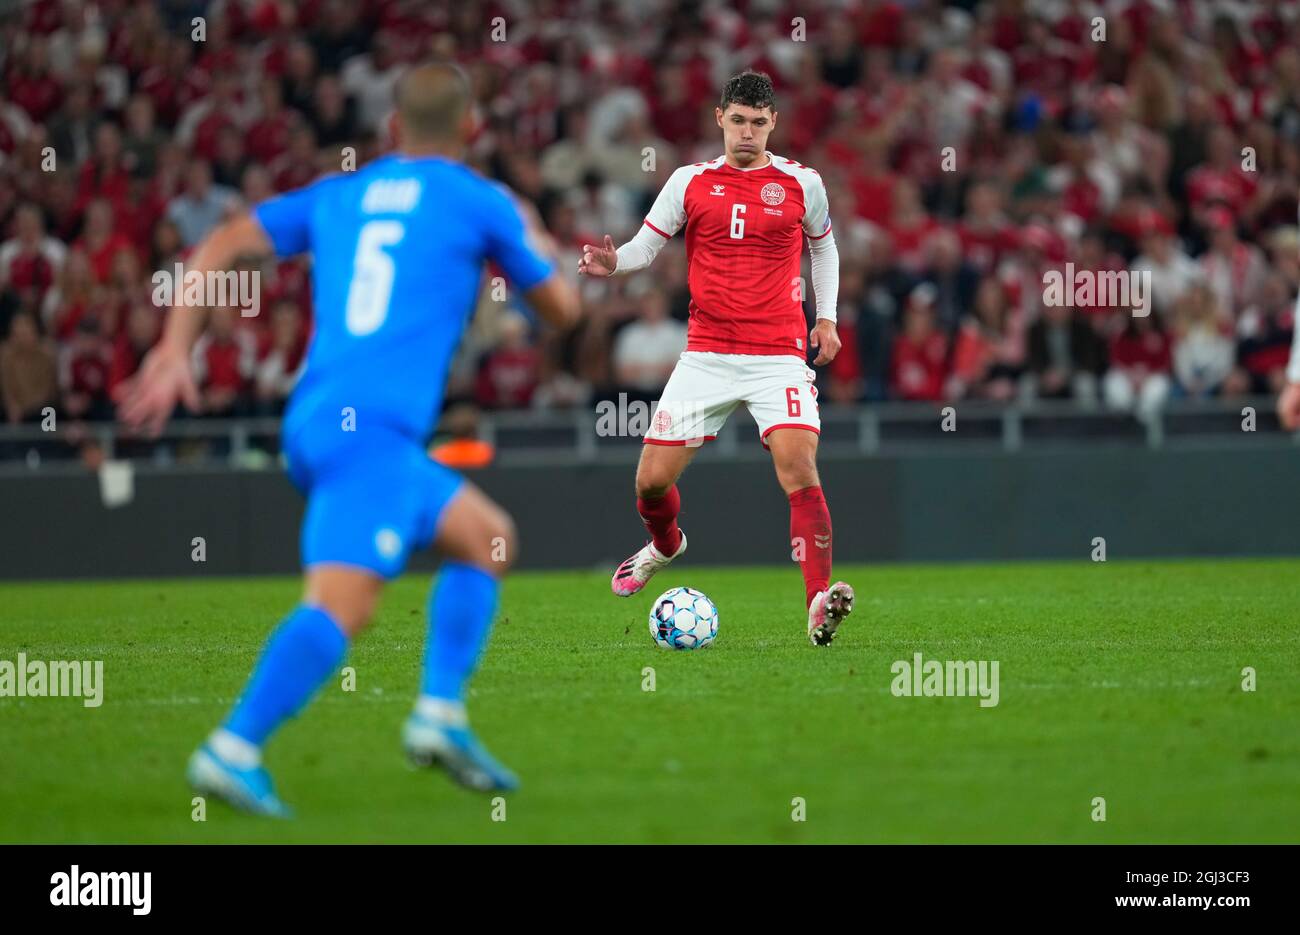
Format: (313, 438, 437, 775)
(224, 604, 349, 747)
(217, 563, 496, 753)
(421, 562, 499, 702)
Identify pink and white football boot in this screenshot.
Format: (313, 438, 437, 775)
(610, 533, 688, 597)
(807, 581, 855, 646)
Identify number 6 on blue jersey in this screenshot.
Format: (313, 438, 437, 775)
(345, 220, 405, 336)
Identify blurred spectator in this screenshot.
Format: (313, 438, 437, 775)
(212, 125, 248, 191)
(916, 227, 979, 333)
(1198, 206, 1269, 319)
(191, 306, 255, 416)
(309, 73, 359, 147)
(1185, 125, 1258, 219)
(476, 311, 540, 409)
(166, 161, 236, 248)
(950, 276, 1024, 401)
(122, 94, 165, 179)
(77, 122, 131, 215)
(45, 82, 93, 166)
(0, 204, 66, 309)
(825, 264, 866, 404)
(890, 285, 948, 403)
(1171, 284, 1235, 397)
(75, 199, 133, 282)
(108, 302, 161, 405)
(957, 181, 1017, 275)
(1024, 303, 1105, 404)
(612, 290, 686, 396)
(42, 248, 95, 340)
(1132, 213, 1202, 317)
(1104, 313, 1173, 420)
(886, 179, 940, 275)
(58, 316, 111, 420)
(340, 31, 402, 134)
(254, 302, 305, 415)
(1, 311, 58, 424)
(1231, 272, 1297, 396)
(246, 79, 295, 166)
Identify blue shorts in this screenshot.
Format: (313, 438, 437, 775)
(285, 424, 464, 579)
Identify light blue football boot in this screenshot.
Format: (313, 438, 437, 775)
(186, 743, 293, 819)
(402, 704, 519, 793)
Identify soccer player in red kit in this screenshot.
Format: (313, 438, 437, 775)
(578, 71, 854, 646)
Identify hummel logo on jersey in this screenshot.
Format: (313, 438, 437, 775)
(814, 534, 831, 549)
(710, 184, 726, 196)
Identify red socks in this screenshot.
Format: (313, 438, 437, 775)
(638, 484, 829, 607)
(789, 485, 832, 607)
(637, 485, 683, 556)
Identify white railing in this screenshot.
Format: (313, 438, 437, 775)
(0, 397, 1294, 472)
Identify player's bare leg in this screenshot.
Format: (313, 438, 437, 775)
(433, 481, 518, 573)
(611, 442, 696, 596)
(303, 565, 385, 637)
(767, 427, 854, 646)
(404, 482, 520, 791)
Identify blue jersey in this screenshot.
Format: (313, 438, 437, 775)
(253, 154, 554, 443)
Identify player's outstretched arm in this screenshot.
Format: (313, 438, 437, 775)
(580, 227, 669, 278)
(525, 273, 582, 331)
(121, 213, 273, 436)
(582, 165, 684, 278)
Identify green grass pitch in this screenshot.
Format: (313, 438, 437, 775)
(2, 559, 1297, 843)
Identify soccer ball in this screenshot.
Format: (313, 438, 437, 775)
(649, 587, 718, 650)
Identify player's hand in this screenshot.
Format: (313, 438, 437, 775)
(810, 318, 841, 366)
(579, 235, 617, 277)
(119, 343, 201, 437)
(1278, 382, 1300, 431)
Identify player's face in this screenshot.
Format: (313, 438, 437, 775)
(716, 103, 776, 166)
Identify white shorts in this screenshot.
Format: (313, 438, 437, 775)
(644, 351, 821, 449)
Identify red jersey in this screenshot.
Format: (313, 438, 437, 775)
(641, 153, 831, 357)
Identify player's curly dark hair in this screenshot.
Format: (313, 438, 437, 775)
(720, 70, 775, 112)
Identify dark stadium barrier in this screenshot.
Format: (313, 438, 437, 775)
(3, 442, 1299, 579)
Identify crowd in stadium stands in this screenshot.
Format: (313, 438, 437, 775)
(1, 0, 1299, 438)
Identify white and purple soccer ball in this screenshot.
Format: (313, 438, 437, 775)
(649, 587, 718, 650)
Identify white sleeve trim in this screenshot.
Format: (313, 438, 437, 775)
(612, 161, 722, 275)
(808, 228, 839, 322)
(613, 223, 670, 275)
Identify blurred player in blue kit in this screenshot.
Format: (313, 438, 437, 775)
(122, 64, 580, 816)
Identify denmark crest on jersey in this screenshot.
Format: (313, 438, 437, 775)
(760, 182, 786, 206)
